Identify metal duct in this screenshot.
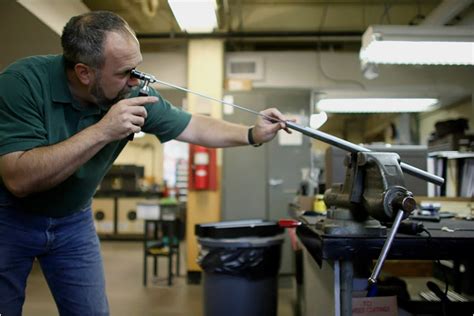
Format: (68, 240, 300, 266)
(421, 0, 473, 25)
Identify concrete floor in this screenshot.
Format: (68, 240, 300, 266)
(22, 241, 297, 316)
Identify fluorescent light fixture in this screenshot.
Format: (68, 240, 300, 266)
(316, 98, 439, 113)
(169, 0, 217, 33)
(360, 25, 474, 65)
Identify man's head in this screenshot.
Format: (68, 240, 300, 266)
(62, 11, 132, 70)
(62, 11, 142, 108)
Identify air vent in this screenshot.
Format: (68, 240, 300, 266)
(226, 57, 264, 80)
(230, 61, 255, 74)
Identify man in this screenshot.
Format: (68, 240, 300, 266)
(0, 11, 288, 316)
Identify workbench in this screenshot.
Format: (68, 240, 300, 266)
(296, 216, 474, 316)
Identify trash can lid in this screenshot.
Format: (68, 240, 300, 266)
(195, 219, 284, 239)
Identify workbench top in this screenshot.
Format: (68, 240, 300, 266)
(297, 217, 474, 266)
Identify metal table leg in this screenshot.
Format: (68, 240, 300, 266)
(340, 260, 354, 316)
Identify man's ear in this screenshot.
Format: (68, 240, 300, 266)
(74, 63, 94, 85)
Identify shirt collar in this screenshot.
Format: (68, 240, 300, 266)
(50, 55, 73, 104)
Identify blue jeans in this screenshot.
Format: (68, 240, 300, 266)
(0, 205, 109, 316)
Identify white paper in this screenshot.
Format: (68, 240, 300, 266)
(137, 203, 160, 219)
(278, 114, 303, 146)
(223, 95, 234, 115)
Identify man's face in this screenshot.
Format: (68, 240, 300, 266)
(90, 69, 132, 110)
(90, 30, 142, 109)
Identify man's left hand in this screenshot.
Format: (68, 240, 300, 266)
(251, 108, 293, 144)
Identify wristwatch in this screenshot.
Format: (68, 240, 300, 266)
(248, 127, 262, 147)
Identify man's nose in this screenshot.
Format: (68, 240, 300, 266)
(128, 76, 141, 87)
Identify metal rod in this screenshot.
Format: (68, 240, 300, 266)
(368, 209, 405, 285)
(285, 121, 370, 153)
(153, 78, 278, 121)
(131, 70, 445, 186)
(131, 70, 279, 123)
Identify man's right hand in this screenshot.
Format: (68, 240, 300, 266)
(97, 96, 157, 141)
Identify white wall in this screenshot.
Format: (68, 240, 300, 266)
(0, 0, 62, 69)
(223, 50, 473, 146)
(226, 51, 474, 108)
(136, 50, 472, 113)
(139, 50, 473, 148)
(17, 0, 88, 35)
(141, 51, 187, 89)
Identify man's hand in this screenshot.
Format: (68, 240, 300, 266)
(97, 96, 157, 141)
(251, 108, 293, 144)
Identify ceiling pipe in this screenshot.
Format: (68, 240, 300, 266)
(137, 30, 362, 40)
(420, 0, 473, 25)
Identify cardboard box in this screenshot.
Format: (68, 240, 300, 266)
(297, 195, 315, 211)
(224, 79, 253, 91)
(352, 296, 398, 316)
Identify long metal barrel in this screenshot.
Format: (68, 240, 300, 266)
(285, 121, 444, 186)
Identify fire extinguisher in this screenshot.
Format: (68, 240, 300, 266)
(192, 145, 210, 190)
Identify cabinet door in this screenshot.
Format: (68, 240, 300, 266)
(118, 198, 145, 234)
(92, 198, 114, 234)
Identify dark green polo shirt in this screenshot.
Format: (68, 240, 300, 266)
(0, 55, 191, 217)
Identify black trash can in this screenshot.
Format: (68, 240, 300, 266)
(195, 219, 285, 316)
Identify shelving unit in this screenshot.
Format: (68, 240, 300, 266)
(175, 158, 189, 203)
(428, 151, 474, 198)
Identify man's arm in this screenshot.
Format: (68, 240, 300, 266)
(0, 96, 156, 197)
(0, 125, 109, 197)
(176, 108, 288, 147)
